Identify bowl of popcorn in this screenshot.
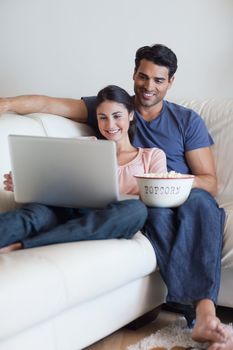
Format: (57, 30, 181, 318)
(134, 171, 195, 208)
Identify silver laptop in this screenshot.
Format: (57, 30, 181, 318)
(8, 135, 119, 208)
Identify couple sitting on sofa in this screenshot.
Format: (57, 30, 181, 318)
(0, 44, 232, 349)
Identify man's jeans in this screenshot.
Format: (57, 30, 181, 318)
(0, 199, 147, 249)
(143, 189, 225, 306)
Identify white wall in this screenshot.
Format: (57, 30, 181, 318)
(0, 0, 232, 100)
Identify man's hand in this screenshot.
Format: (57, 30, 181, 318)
(3, 172, 14, 192)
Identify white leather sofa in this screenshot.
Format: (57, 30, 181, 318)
(0, 99, 233, 350)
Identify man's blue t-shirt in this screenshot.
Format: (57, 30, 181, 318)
(82, 97, 214, 174)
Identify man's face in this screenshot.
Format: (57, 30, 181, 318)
(133, 59, 174, 109)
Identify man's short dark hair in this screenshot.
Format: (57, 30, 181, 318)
(134, 44, 178, 79)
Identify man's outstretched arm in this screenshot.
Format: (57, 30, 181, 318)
(0, 95, 88, 122)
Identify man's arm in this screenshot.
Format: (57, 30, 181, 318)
(0, 95, 88, 122)
(185, 146, 217, 197)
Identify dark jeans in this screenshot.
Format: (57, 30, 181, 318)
(143, 189, 225, 306)
(0, 199, 147, 249)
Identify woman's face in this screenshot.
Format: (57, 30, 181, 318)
(96, 100, 133, 142)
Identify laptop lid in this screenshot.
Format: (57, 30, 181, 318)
(8, 135, 119, 208)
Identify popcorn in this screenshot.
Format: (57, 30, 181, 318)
(143, 171, 188, 178)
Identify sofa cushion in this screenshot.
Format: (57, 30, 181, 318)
(27, 113, 94, 138)
(0, 232, 156, 338)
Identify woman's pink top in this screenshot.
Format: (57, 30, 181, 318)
(118, 147, 167, 195)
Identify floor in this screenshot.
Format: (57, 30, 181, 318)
(84, 305, 233, 350)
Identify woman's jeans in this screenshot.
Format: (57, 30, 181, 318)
(0, 199, 147, 249)
(143, 189, 225, 306)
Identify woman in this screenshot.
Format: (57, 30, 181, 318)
(0, 85, 167, 253)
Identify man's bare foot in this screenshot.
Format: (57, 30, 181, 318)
(208, 325, 233, 349)
(192, 299, 227, 344)
(0, 242, 22, 253)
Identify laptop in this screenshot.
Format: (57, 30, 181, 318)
(8, 135, 120, 208)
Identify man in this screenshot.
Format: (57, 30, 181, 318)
(1, 44, 232, 349)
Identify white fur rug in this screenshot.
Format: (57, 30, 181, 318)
(127, 318, 208, 350)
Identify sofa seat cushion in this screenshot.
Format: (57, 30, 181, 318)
(0, 232, 156, 339)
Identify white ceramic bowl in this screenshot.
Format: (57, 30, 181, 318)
(134, 173, 195, 208)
